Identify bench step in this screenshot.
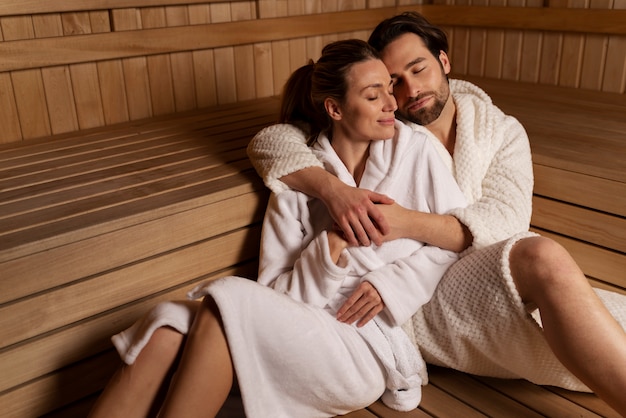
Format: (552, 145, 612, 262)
(1, 79, 623, 417)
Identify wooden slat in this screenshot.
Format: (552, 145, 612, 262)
(0, 0, 251, 17)
(547, 386, 624, 418)
(0, 73, 22, 143)
(0, 8, 398, 72)
(533, 164, 626, 218)
(367, 401, 432, 418)
(417, 383, 486, 417)
(0, 99, 279, 263)
(0, 225, 262, 349)
(406, 5, 626, 35)
(0, 263, 257, 393)
(427, 366, 544, 417)
(0, 168, 259, 262)
(531, 195, 626, 253)
(0, 96, 278, 158)
(475, 375, 608, 417)
(4, 6, 623, 73)
(534, 229, 625, 290)
(0, 349, 119, 418)
(0, 191, 266, 304)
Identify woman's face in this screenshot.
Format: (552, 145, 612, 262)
(331, 58, 397, 142)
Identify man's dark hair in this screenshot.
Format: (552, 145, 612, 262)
(368, 12, 449, 59)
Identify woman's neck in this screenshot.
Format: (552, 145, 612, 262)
(330, 133, 370, 185)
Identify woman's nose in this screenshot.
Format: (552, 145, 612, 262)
(385, 92, 398, 112)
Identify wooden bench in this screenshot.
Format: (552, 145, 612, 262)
(0, 2, 624, 417)
(0, 98, 277, 417)
(1, 83, 622, 418)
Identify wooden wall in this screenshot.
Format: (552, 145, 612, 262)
(443, 0, 626, 93)
(0, 0, 625, 144)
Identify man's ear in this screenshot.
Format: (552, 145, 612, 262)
(438, 50, 451, 75)
(324, 97, 342, 121)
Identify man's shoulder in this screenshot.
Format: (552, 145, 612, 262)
(449, 79, 492, 104)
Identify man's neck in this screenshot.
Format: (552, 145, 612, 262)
(426, 97, 457, 156)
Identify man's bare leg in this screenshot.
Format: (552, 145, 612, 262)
(510, 236, 626, 415)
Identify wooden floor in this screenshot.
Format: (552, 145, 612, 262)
(213, 365, 620, 418)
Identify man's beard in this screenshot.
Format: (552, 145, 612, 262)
(400, 81, 450, 126)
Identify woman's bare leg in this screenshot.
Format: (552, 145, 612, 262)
(88, 327, 184, 418)
(158, 296, 234, 418)
(510, 236, 626, 415)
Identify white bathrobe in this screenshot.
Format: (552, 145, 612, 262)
(247, 79, 626, 392)
(112, 123, 467, 417)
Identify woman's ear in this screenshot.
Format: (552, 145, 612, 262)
(324, 98, 342, 121)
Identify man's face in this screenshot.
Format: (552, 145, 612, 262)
(380, 33, 451, 126)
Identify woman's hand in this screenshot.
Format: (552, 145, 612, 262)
(324, 183, 394, 247)
(336, 281, 384, 327)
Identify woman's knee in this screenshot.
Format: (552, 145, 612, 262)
(147, 327, 185, 360)
(188, 296, 224, 337)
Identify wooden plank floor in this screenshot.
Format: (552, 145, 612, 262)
(211, 365, 620, 417)
(41, 363, 619, 418)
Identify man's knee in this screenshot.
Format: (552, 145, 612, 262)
(510, 236, 580, 299)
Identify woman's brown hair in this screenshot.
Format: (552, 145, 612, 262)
(279, 39, 380, 143)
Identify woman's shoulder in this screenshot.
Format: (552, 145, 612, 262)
(393, 120, 430, 152)
(368, 121, 432, 171)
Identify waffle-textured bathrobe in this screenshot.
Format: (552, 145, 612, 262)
(112, 122, 467, 417)
(247, 79, 626, 391)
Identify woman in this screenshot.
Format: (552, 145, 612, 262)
(89, 39, 467, 418)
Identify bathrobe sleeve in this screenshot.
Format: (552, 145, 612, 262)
(247, 124, 323, 194)
(363, 245, 458, 326)
(257, 192, 349, 308)
(449, 113, 533, 249)
(435, 80, 533, 249)
(361, 139, 467, 326)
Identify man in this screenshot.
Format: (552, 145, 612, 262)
(247, 12, 626, 415)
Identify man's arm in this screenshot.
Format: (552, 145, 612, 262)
(282, 167, 393, 246)
(377, 204, 472, 252)
(448, 115, 533, 248)
(248, 124, 393, 246)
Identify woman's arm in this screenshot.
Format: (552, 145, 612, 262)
(257, 193, 350, 308)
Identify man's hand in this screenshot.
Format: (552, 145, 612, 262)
(325, 185, 394, 247)
(280, 166, 394, 247)
(336, 282, 384, 327)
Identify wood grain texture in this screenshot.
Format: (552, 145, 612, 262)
(0, 0, 252, 17)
